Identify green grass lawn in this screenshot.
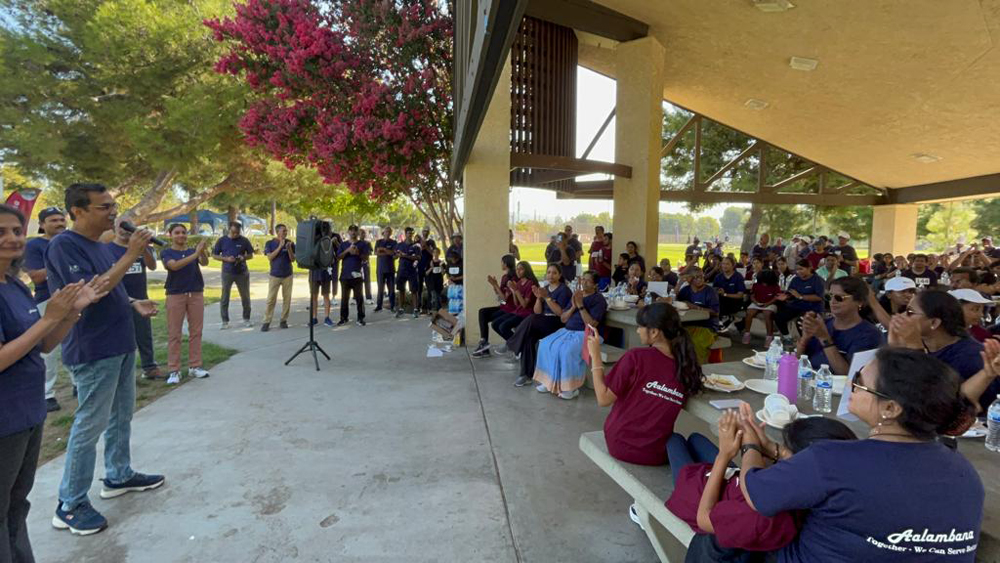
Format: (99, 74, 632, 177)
(41, 280, 236, 463)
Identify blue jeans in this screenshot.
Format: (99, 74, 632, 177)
(59, 352, 137, 510)
(665, 432, 719, 485)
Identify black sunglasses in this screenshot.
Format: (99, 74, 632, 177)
(851, 372, 891, 400)
(825, 294, 851, 303)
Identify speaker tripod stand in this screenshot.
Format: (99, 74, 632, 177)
(285, 295, 330, 371)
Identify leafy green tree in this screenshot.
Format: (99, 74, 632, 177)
(720, 206, 747, 237)
(818, 206, 873, 241)
(971, 197, 1000, 237)
(0, 0, 272, 224)
(924, 202, 977, 251)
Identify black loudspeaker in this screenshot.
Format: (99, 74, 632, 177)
(296, 218, 335, 269)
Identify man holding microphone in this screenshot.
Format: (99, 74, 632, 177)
(337, 225, 370, 326)
(45, 183, 163, 536)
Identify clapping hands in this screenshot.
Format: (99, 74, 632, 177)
(717, 410, 743, 461)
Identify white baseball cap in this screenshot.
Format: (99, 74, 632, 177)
(884, 277, 917, 292)
(837, 232, 850, 241)
(948, 288, 994, 305)
(801, 236, 813, 244)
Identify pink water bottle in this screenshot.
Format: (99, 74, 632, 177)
(778, 353, 798, 402)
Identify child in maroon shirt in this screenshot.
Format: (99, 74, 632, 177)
(665, 415, 856, 561)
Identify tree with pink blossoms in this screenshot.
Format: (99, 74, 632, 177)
(206, 0, 460, 239)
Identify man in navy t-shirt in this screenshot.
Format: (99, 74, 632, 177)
(359, 228, 373, 304)
(46, 183, 165, 535)
(261, 224, 295, 332)
(395, 227, 421, 318)
(107, 219, 161, 380)
(212, 222, 254, 328)
(775, 259, 825, 336)
(24, 206, 68, 412)
(374, 227, 396, 312)
(337, 225, 369, 326)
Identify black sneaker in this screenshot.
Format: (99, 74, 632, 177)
(471, 341, 491, 358)
(514, 376, 532, 387)
(337, 320, 348, 326)
(279, 321, 289, 329)
(46, 397, 61, 412)
(53, 502, 107, 536)
(395, 310, 404, 319)
(412, 310, 420, 319)
(356, 320, 366, 327)
(260, 323, 270, 332)
(310, 318, 318, 326)
(374, 307, 383, 312)
(100, 472, 165, 499)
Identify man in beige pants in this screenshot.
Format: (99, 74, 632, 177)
(261, 224, 296, 332)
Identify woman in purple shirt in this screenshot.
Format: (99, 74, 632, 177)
(0, 204, 101, 562)
(507, 264, 572, 388)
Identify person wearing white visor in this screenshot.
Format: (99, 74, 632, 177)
(832, 232, 858, 273)
(867, 276, 917, 328)
(948, 288, 995, 343)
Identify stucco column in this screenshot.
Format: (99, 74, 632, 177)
(462, 57, 511, 343)
(871, 204, 918, 256)
(611, 37, 665, 269)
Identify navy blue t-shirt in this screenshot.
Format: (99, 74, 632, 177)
(677, 285, 720, 329)
(396, 241, 421, 276)
(338, 240, 370, 281)
(105, 242, 150, 299)
(805, 318, 883, 371)
(541, 283, 573, 315)
(375, 239, 397, 273)
(565, 292, 607, 331)
(161, 248, 205, 295)
(0, 276, 46, 438)
(45, 230, 135, 365)
(745, 440, 983, 563)
(418, 244, 433, 274)
(213, 235, 253, 274)
(23, 237, 51, 303)
(264, 239, 294, 278)
(713, 271, 746, 296)
(786, 274, 825, 313)
(931, 337, 994, 413)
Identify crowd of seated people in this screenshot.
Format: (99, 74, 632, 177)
(461, 228, 996, 560)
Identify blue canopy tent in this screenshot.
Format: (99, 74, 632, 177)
(163, 210, 268, 235)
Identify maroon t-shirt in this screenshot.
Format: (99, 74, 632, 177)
(751, 282, 780, 305)
(512, 278, 536, 317)
(589, 241, 612, 277)
(498, 274, 517, 314)
(666, 463, 799, 551)
(603, 348, 687, 465)
(806, 251, 828, 270)
(969, 324, 993, 343)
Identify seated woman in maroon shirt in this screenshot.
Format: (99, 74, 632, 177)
(585, 302, 704, 466)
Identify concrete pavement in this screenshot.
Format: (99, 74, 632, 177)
(26, 278, 658, 562)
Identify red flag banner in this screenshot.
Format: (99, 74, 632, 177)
(4, 189, 41, 221)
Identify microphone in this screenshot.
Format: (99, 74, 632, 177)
(120, 221, 166, 246)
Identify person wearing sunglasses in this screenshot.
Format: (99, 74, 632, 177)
(738, 348, 983, 562)
(797, 277, 883, 374)
(888, 290, 995, 414)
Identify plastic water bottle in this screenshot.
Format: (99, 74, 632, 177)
(813, 364, 833, 413)
(798, 355, 814, 402)
(764, 339, 783, 381)
(940, 271, 951, 287)
(986, 395, 1000, 452)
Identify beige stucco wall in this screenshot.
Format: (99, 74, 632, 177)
(462, 57, 511, 342)
(611, 36, 665, 269)
(871, 204, 918, 256)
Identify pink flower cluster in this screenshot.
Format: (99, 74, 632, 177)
(205, 0, 453, 201)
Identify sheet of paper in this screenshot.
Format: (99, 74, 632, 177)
(426, 346, 444, 358)
(647, 281, 670, 297)
(710, 399, 745, 410)
(836, 348, 878, 422)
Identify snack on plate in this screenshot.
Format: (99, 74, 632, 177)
(707, 374, 737, 389)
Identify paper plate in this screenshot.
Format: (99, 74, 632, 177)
(704, 374, 745, 393)
(960, 421, 988, 439)
(756, 408, 799, 430)
(673, 301, 689, 311)
(742, 357, 766, 369)
(745, 378, 778, 395)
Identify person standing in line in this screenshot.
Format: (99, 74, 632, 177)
(374, 226, 397, 312)
(395, 227, 421, 319)
(447, 233, 463, 259)
(337, 225, 369, 327)
(212, 222, 253, 329)
(45, 183, 164, 536)
(160, 224, 210, 385)
(359, 228, 374, 305)
(589, 225, 613, 291)
(425, 242, 445, 314)
(509, 229, 520, 261)
(310, 265, 334, 327)
(106, 219, 162, 380)
(22, 206, 71, 412)
(261, 224, 295, 332)
(417, 233, 433, 314)
(0, 204, 103, 563)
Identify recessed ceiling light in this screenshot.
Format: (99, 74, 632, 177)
(911, 153, 942, 163)
(789, 57, 818, 71)
(752, 0, 795, 12)
(744, 99, 769, 110)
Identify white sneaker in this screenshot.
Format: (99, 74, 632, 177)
(535, 383, 549, 393)
(166, 372, 181, 385)
(243, 319, 253, 328)
(628, 504, 644, 530)
(493, 344, 508, 355)
(220, 322, 230, 330)
(558, 389, 580, 400)
(189, 367, 210, 379)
